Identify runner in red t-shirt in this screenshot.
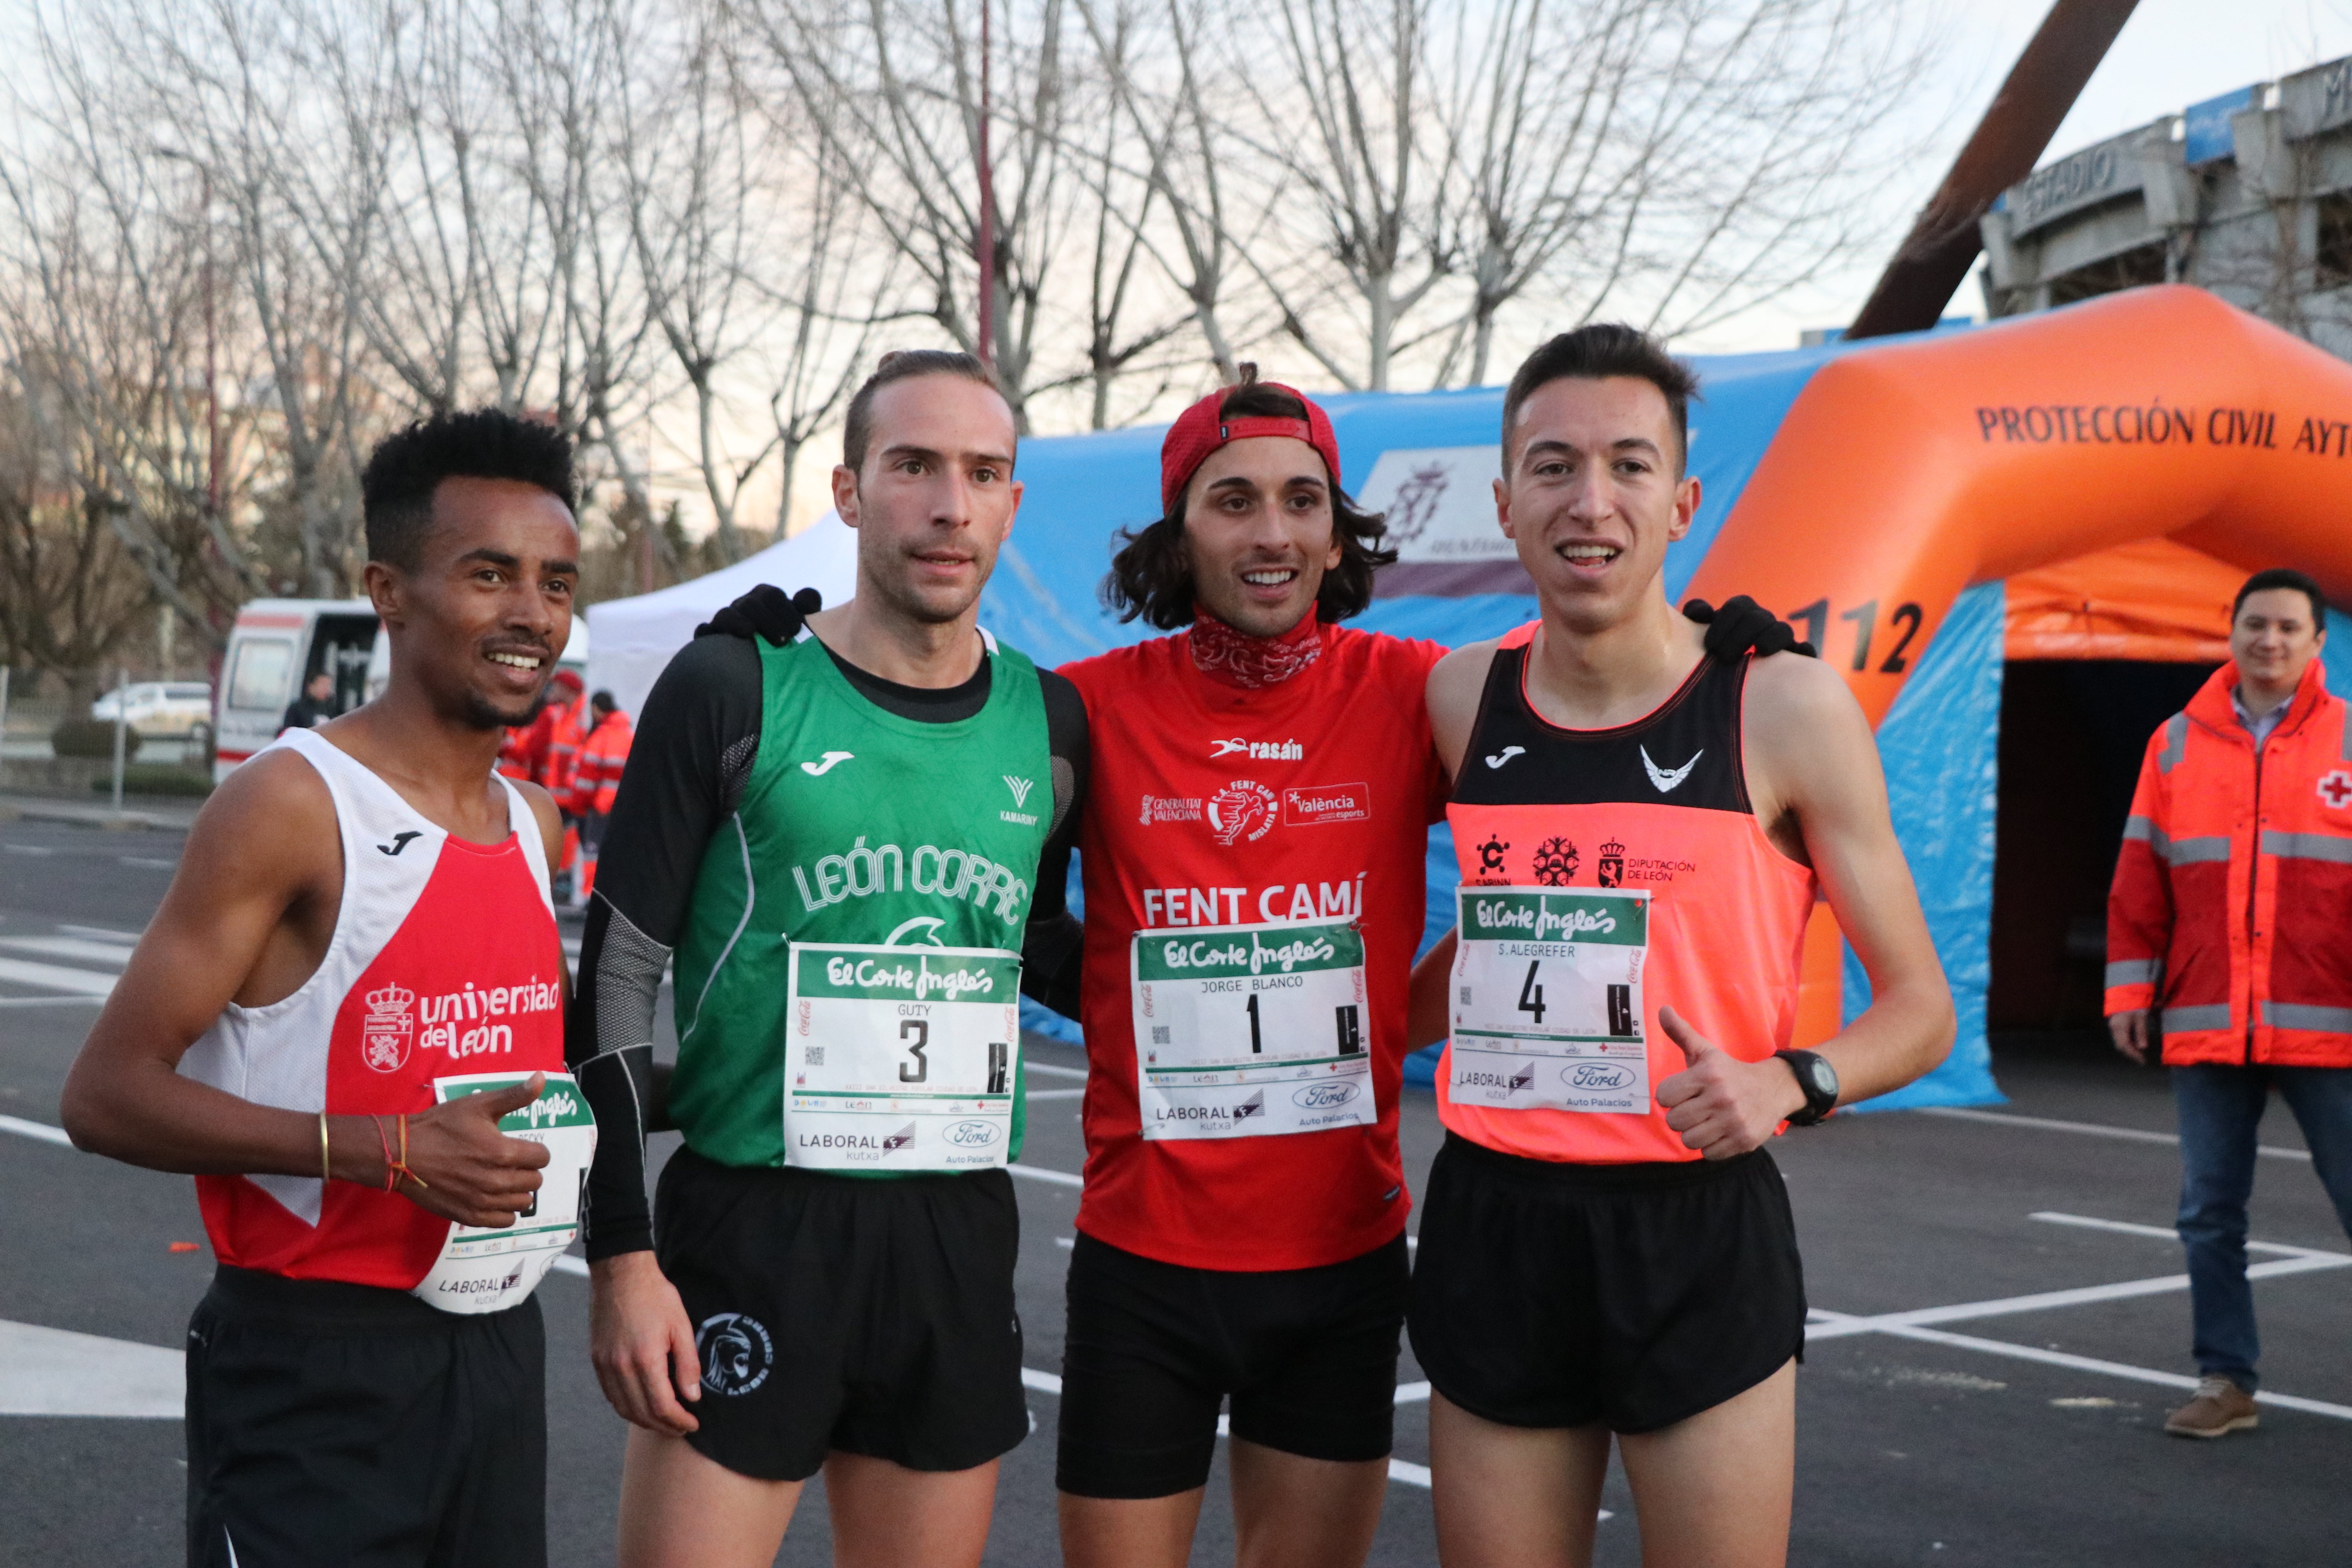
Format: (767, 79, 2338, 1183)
(1052, 372, 1798, 1568)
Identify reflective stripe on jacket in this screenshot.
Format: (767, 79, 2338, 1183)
(541, 696, 588, 802)
(572, 712, 634, 815)
(2105, 659, 2352, 1067)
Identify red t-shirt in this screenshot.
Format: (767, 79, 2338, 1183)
(1062, 623, 1448, 1271)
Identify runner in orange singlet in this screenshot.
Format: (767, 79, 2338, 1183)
(1410, 325, 1955, 1568)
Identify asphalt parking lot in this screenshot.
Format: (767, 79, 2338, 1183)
(3, 807, 2348, 1566)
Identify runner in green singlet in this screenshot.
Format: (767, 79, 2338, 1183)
(568, 350, 1089, 1568)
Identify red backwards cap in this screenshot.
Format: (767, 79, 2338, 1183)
(1160, 381, 1342, 513)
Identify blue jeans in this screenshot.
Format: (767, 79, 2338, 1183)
(2173, 1064, 2352, 1390)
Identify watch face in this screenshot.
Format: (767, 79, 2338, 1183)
(1806, 1059, 1837, 1096)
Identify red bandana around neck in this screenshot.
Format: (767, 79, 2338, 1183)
(1189, 609, 1324, 690)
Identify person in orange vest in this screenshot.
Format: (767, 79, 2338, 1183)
(568, 689, 633, 904)
(497, 670, 571, 782)
(539, 671, 588, 901)
(2107, 566, 2352, 1440)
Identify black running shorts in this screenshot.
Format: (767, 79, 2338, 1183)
(1056, 1230, 1410, 1499)
(185, 1266, 546, 1568)
(654, 1147, 1028, 1482)
(1407, 1132, 1805, 1435)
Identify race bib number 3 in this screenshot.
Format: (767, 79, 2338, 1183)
(1131, 918, 1375, 1141)
(414, 1071, 597, 1316)
(1450, 887, 1650, 1114)
(784, 943, 1021, 1171)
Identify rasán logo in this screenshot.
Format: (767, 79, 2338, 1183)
(946, 1120, 1002, 1148)
(1292, 1081, 1361, 1110)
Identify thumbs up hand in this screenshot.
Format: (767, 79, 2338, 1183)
(1654, 1006, 1810, 1160)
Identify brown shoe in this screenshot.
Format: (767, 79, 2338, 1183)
(2165, 1376, 2260, 1438)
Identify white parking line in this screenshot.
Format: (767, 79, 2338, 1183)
(1810, 1310, 2352, 1422)
(1026, 1062, 1087, 1080)
(58, 924, 143, 942)
(1918, 1105, 2312, 1163)
(1008, 1164, 1086, 1189)
(1027, 1089, 1086, 1101)
(0, 995, 105, 1008)
(2030, 1210, 2350, 1260)
(0, 958, 114, 997)
(0, 1319, 183, 1419)
(0, 1114, 73, 1147)
(1806, 1250, 2352, 1341)
(0, 936, 136, 966)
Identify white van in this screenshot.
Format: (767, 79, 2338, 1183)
(213, 599, 380, 782)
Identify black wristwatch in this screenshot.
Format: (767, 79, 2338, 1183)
(1774, 1049, 1839, 1125)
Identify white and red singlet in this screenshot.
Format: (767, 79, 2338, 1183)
(178, 727, 586, 1312)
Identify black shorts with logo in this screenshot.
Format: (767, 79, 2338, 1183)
(1407, 1132, 1805, 1435)
(654, 1147, 1028, 1482)
(1056, 1230, 1411, 1499)
(185, 1266, 546, 1568)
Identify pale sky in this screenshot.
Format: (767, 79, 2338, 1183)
(1711, 0, 2352, 352)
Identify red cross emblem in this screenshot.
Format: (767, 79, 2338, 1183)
(2320, 769, 2352, 809)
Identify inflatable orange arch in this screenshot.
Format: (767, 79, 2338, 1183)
(1683, 284, 2352, 1042)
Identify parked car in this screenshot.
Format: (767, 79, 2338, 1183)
(91, 682, 216, 737)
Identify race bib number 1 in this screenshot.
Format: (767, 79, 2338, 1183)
(1450, 887, 1650, 1113)
(784, 943, 1022, 1171)
(413, 1071, 597, 1316)
(1131, 918, 1374, 1141)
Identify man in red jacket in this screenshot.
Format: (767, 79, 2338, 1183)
(2106, 566, 2352, 1439)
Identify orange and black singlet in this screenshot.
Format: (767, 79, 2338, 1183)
(1439, 623, 1817, 1165)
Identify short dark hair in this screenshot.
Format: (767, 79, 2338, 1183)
(842, 350, 1011, 475)
(361, 409, 577, 570)
(590, 689, 616, 716)
(1501, 323, 1700, 472)
(1102, 379, 1396, 630)
(2234, 568, 2328, 625)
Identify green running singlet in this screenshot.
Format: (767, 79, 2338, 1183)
(669, 631, 1052, 1171)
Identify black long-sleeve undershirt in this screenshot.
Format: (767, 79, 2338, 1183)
(564, 630, 1089, 1259)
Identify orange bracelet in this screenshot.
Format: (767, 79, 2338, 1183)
(395, 1112, 429, 1191)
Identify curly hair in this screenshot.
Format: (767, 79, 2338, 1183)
(1102, 380, 1396, 630)
(361, 408, 577, 570)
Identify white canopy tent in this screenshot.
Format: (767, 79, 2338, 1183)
(584, 512, 858, 719)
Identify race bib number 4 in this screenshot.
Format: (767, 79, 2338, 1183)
(1450, 887, 1650, 1114)
(784, 943, 1021, 1171)
(1131, 918, 1374, 1141)
(413, 1071, 597, 1316)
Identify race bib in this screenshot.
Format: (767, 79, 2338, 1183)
(783, 943, 1022, 1171)
(1131, 918, 1374, 1141)
(412, 1071, 597, 1316)
(1449, 887, 1650, 1113)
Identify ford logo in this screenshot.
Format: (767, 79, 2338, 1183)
(946, 1120, 1002, 1148)
(1292, 1082, 1360, 1110)
(1566, 1062, 1635, 1091)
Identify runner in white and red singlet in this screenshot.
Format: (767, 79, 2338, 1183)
(62, 410, 591, 1568)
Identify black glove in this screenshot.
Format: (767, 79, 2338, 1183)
(1683, 594, 1816, 662)
(695, 584, 823, 647)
